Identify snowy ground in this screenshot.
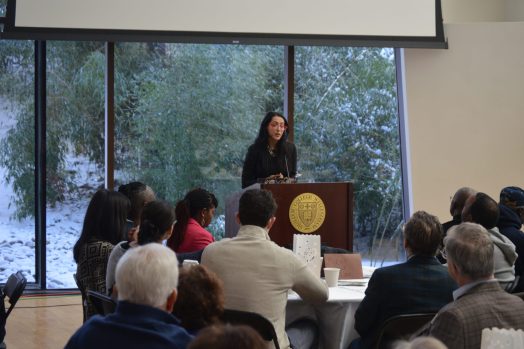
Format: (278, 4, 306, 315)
(0, 98, 90, 288)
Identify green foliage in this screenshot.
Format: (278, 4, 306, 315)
(0, 103, 35, 219)
(115, 44, 284, 206)
(294, 47, 403, 243)
(0, 41, 35, 219)
(0, 40, 402, 259)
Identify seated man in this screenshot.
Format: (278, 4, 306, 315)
(202, 189, 328, 349)
(462, 192, 517, 289)
(442, 187, 476, 234)
(353, 211, 457, 349)
(427, 223, 524, 348)
(66, 244, 193, 349)
(497, 186, 524, 292)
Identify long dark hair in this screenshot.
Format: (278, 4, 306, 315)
(167, 188, 218, 251)
(253, 111, 289, 154)
(73, 189, 130, 263)
(138, 200, 176, 245)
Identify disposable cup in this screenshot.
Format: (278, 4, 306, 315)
(324, 267, 340, 287)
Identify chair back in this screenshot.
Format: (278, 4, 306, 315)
(222, 308, 280, 349)
(505, 276, 521, 293)
(375, 313, 436, 349)
(73, 273, 88, 322)
(2, 271, 27, 318)
(86, 290, 116, 316)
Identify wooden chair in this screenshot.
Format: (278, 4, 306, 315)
(375, 313, 436, 349)
(86, 290, 116, 316)
(222, 309, 280, 349)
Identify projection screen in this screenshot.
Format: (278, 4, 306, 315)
(1, 0, 446, 47)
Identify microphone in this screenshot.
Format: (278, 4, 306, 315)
(284, 154, 290, 179)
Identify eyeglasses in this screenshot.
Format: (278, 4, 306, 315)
(269, 122, 287, 130)
(440, 247, 448, 260)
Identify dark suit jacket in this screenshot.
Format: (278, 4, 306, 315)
(354, 255, 457, 349)
(428, 281, 524, 349)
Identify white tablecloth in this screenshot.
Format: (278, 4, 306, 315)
(286, 267, 374, 349)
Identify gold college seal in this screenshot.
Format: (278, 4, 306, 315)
(289, 193, 326, 233)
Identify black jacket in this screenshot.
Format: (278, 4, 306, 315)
(241, 141, 297, 188)
(497, 203, 524, 292)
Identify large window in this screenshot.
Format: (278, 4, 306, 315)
(114, 43, 284, 238)
(45, 42, 106, 288)
(0, 38, 404, 287)
(0, 39, 36, 283)
(294, 47, 403, 265)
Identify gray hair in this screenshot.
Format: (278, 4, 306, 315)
(445, 222, 494, 280)
(115, 243, 179, 309)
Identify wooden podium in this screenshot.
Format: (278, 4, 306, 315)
(225, 182, 353, 251)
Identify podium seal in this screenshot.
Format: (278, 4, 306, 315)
(289, 192, 326, 233)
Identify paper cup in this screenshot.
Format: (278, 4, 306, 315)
(182, 259, 199, 268)
(324, 267, 340, 287)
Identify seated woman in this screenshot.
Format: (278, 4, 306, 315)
(106, 200, 175, 296)
(117, 181, 156, 241)
(173, 265, 224, 334)
(73, 189, 130, 319)
(167, 188, 217, 253)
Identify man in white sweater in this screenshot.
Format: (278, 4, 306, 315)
(202, 189, 328, 349)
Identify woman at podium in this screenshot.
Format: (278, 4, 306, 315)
(241, 111, 297, 188)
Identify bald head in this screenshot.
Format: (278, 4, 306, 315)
(450, 187, 476, 218)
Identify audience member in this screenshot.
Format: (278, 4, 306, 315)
(118, 181, 156, 241)
(426, 223, 524, 349)
(66, 244, 193, 349)
(188, 325, 266, 349)
(106, 200, 175, 296)
(202, 189, 328, 349)
(167, 188, 217, 253)
(73, 189, 129, 319)
(461, 192, 517, 289)
(353, 211, 457, 349)
(173, 265, 224, 334)
(497, 186, 524, 292)
(442, 187, 476, 234)
(394, 337, 447, 349)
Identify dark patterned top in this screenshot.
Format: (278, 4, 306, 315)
(76, 239, 114, 319)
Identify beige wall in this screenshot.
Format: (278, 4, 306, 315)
(441, 0, 505, 22)
(403, 22, 524, 221)
(441, 0, 524, 22)
(505, 0, 524, 21)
